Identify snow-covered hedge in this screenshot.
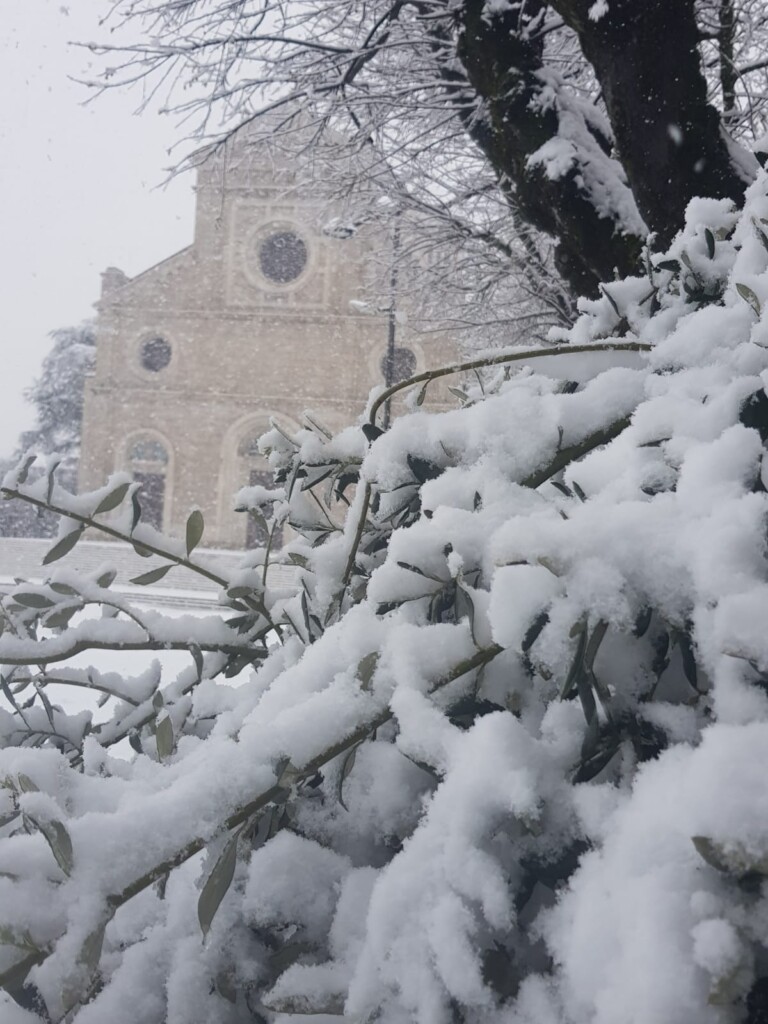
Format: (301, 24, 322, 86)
(3, 177, 768, 1023)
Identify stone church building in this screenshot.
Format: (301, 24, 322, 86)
(78, 131, 454, 549)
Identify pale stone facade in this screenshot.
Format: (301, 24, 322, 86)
(79, 133, 455, 548)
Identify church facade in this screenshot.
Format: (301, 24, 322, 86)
(78, 133, 454, 549)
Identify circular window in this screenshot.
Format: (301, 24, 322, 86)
(258, 230, 308, 284)
(381, 347, 417, 384)
(140, 336, 171, 372)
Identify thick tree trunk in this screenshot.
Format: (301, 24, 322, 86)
(453, 0, 642, 297)
(551, 0, 752, 244)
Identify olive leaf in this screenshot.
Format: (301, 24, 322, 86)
(186, 509, 205, 555)
(190, 644, 204, 681)
(130, 564, 173, 586)
(356, 651, 379, 692)
(16, 774, 39, 794)
(198, 829, 240, 939)
(560, 623, 588, 700)
(13, 592, 55, 609)
(15, 454, 37, 486)
(736, 282, 761, 317)
(600, 285, 620, 316)
(94, 482, 131, 516)
(0, 947, 46, 991)
(95, 568, 117, 588)
(338, 744, 359, 811)
(155, 714, 174, 761)
(26, 814, 74, 876)
(692, 835, 768, 876)
(42, 526, 85, 565)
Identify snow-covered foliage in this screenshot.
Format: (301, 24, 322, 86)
(4, 178, 768, 1023)
(0, 325, 96, 540)
(20, 324, 95, 465)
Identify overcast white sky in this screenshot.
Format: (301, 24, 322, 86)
(0, 0, 195, 459)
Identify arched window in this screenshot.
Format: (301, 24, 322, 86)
(238, 432, 282, 549)
(129, 435, 169, 531)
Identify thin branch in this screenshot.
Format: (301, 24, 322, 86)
(367, 342, 652, 426)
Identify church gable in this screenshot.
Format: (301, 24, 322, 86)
(80, 126, 455, 550)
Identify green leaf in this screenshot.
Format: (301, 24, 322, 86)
(521, 610, 549, 654)
(338, 744, 358, 811)
(691, 835, 768, 876)
(186, 509, 204, 556)
(0, 948, 46, 991)
(155, 714, 174, 761)
(13, 592, 55, 609)
(42, 526, 84, 565)
(215, 972, 238, 1004)
(571, 481, 587, 503)
(44, 607, 79, 630)
(287, 551, 309, 568)
(456, 585, 477, 645)
(198, 830, 240, 939)
(584, 620, 609, 673)
(676, 629, 699, 691)
(190, 644, 204, 681)
(95, 568, 117, 589)
(130, 564, 173, 586)
(691, 835, 733, 873)
(27, 815, 74, 876)
(130, 491, 142, 533)
(654, 259, 680, 272)
(132, 541, 153, 558)
(94, 482, 131, 515)
(752, 218, 768, 254)
(704, 228, 715, 259)
(261, 989, 345, 1016)
(396, 560, 432, 578)
(415, 381, 428, 406)
(245, 508, 269, 537)
(78, 918, 108, 975)
(267, 940, 315, 976)
(356, 651, 379, 692)
(275, 758, 301, 792)
(16, 773, 39, 794)
(448, 386, 468, 403)
(45, 460, 60, 506)
(736, 282, 761, 317)
(600, 286, 620, 317)
(15, 454, 36, 485)
(0, 926, 30, 949)
(550, 481, 573, 498)
(560, 624, 588, 700)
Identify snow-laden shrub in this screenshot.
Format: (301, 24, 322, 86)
(3, 177, 768, 1023)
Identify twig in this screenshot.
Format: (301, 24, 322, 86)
(113, 641, 503, 907)
(368, 342, 651, 427)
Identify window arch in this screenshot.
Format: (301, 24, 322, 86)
(128, 434, 169, 531)
(238, 431, 282, 550)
